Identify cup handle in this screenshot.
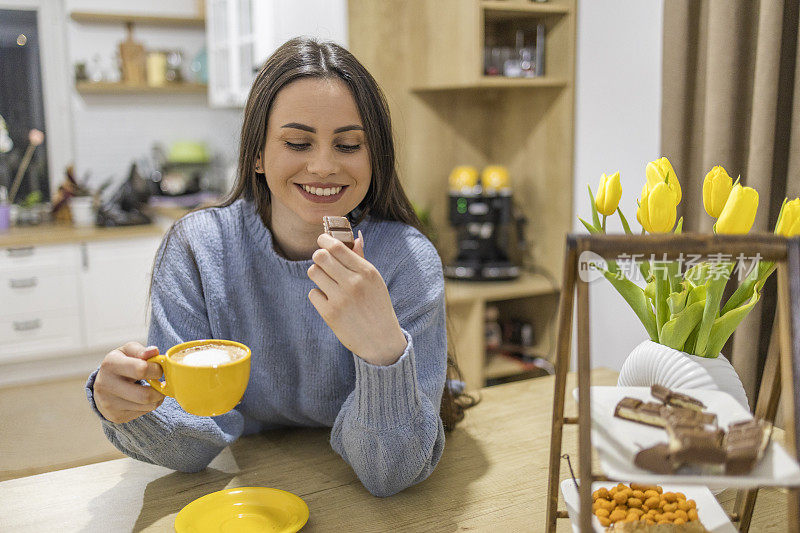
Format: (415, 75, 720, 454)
(145, 354, 172, 397)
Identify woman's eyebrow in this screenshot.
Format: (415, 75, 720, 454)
(333, 125, 364, 133)
(282, 122, 315, 133)
(280, 123, 364, 134)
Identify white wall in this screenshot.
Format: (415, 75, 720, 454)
(573, 0, 664, 370)
(65, 0, 242, 189)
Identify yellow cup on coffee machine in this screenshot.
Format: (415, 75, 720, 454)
(146, 339, 251, 416)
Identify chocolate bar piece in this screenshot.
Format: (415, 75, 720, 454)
(322, 216, 354, 249)
(614, 397, 715, 429)
(633, 443, 677, 474)
(664, 407, 717, 428)
(725, 419, 772, 475)
(614, 397, 668, 427)
(651, 384, 705, 412)
(666, 422, 726, 465)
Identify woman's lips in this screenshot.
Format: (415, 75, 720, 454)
(295, 183, 348, 204)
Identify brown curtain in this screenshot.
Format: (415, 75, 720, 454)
(661, 0, 800, 403)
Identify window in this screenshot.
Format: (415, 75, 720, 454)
(0, 8, 49, 203)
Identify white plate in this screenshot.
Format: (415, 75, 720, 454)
(572, 386, 800, 488)
(560, 479, 736, 533)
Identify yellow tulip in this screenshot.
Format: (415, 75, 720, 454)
(646, 181, 679, 233)
(775, 198, 800, 237)
(646, 156, 682, 205)
(637, 183, 652, 232)
(702, 165, 733, 218)
(594, 172, 622, 216)
(715, 184, 759, 234)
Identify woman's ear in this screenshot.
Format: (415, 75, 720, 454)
(254, 152, 264, 174)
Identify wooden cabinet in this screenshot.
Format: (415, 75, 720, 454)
(206, 0, 348, 107)
(350, 0, 576, 388)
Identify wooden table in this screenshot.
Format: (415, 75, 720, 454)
(0, 369, 790, 532)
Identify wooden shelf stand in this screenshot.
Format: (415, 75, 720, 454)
(546, 234, 800, 533)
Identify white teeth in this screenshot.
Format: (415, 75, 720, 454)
(302, 185, 343, 196)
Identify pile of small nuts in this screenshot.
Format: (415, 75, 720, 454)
(591, 483, 700, 527)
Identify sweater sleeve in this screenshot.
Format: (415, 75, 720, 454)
(329, 237, 447, 497)
(84, 221, 245, 472)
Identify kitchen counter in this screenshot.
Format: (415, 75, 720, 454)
(0, 368, 790, 532)
(0, 206, 192, 248)
(0, 222, 166, 248)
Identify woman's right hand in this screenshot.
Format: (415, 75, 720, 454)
(93, 342, 166, 424)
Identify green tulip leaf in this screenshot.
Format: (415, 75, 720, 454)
(667, 260, 682, 294)
(674, 216, 684, 234)
(645, 278, 655, 301)
(588, 185, 601, 229)
(661, 300, 706, 352)
(685, 262, 712, 286)
(693, 262, 733, 356)
(578, 217, 601, 234)
(721, 261, 775, 315)
(617, 207, 633, 235)
(668, 288, 689, 315)
(654, 263, 672, 341)
(704, 287, 761, 357)
(687, 284, 707, 306)
(601, 268, 659, 342)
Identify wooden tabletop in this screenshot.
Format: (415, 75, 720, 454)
(0, 369, 790, 532)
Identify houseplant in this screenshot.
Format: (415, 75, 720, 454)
(580, 158, 800, 409)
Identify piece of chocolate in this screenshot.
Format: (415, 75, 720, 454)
(725, 419, 772, 475)
(614, 397, 668, 427)
(666, 422, 726, 465)
(651, 384, 706, 412)
(322, 216, 354, 249)
(664, 407, 717, 428)
(633, 443, 677, 474)
(614, 397, 714, 429)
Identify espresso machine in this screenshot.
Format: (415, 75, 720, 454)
(444, 165, 522, 281)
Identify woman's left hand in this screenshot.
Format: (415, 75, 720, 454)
(308, 231, 408, 366)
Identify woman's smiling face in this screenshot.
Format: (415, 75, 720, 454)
(257, 77, 371, 229)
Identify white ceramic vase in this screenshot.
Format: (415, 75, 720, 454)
(617, 340, 750, 410)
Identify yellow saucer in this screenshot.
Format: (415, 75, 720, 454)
(174, 487, 309, 533)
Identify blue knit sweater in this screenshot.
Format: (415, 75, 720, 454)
(85, 199, 447, 497)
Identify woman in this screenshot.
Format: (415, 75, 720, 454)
(86, 38, 461, 497)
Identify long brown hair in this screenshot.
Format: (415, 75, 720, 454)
(156, 37, 475, 430)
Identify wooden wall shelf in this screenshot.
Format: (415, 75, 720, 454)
(412, 77, 567, 92)
(445, 273, 556, 305)
(69, 11, 205, 28)
(75, 82, 208, 95)
(481, 1, 571, 18)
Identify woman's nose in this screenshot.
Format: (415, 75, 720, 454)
(306, 147, 339, 178)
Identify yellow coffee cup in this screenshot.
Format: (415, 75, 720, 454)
(146, 339, 251, 417)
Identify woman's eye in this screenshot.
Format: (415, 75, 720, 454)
(337, 144, 361, 153)
(285, 141, 310, 151)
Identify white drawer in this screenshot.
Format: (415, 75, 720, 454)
(0, 270, 81, 318)
(0, 244, 81, 272)
(0, 309, 83, 363)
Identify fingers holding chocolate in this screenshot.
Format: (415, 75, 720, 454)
(308, 217, 406, 365)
